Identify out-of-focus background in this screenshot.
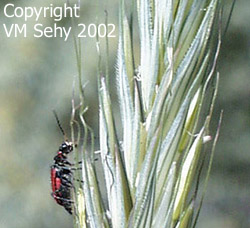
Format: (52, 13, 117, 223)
(0, 0, 248, 227)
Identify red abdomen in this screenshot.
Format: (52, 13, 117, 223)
(50, 166, 63, 203)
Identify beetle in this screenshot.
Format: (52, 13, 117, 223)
(50, 140, 74, 214)
(50, 112, 75, 214)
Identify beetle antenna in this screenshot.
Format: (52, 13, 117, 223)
(53, 110, 66, 138)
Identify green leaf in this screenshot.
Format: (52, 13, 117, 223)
(128, 128, 161, 228)
(117, 1, 135, 190)
(152, 162, 176, 228)
(172, 123, 207, 221)
(81, 156, 109, 228)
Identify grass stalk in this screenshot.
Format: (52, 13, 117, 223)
(70, 1, 226, 227)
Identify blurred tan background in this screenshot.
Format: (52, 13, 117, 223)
(0, 0, 249, 227)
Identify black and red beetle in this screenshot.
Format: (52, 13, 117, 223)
(50, 141, 74, 214)
(50, 112, 76, 214)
